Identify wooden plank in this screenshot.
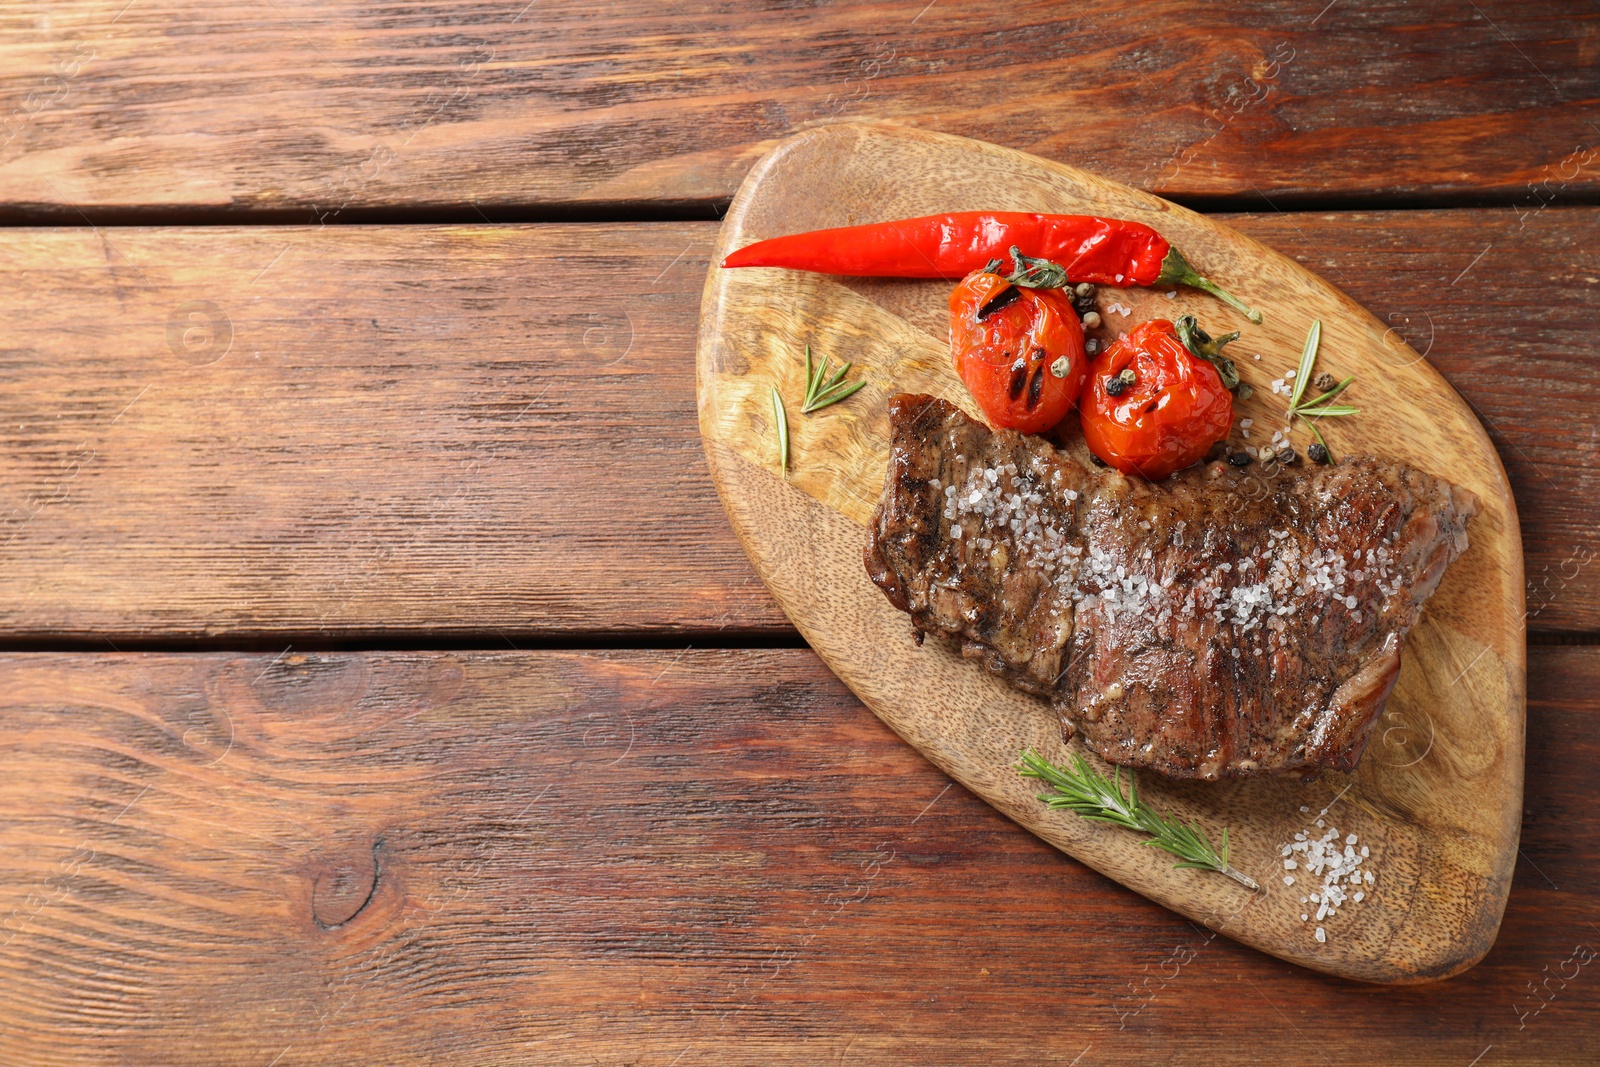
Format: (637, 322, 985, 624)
(0, 646, 1593, 1064)
(0, 221, 789, 638)
(0, 212, 1595, 640)
(0, 2, 1596, 215)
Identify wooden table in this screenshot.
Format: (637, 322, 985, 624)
(0, 3, 1596, 1063)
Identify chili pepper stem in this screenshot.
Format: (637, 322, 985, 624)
(1156, 248, 1263, 325)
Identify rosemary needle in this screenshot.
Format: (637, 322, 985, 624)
(1288, 319, 1319, 411)
(770, 385, 788, 475)
(1016, 749, 1260, 891)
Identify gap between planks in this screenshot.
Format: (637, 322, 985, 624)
(2, 190, 1597, 229)
(0, 631, 1586, 655)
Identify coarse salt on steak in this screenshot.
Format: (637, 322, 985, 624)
(865, 394, 1479, 780)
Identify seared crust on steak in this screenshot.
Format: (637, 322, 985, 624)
(865, 394, 1479, 780)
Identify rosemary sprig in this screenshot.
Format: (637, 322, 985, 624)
(770, 385, 788, 475)
(768, 344, 863, 476)
(1286, 319, 1358, 460)
(801, 344, 866, 414)
(1016, 749, 1260, 891)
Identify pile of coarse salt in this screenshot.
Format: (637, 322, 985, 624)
(1279, 805, 1374, 944)
(938, 460, 1080, 574)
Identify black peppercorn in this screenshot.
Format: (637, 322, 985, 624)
(1313, 371, 1339, 393)
(1308, 442, 1330, 464)
(1073, 282, 1101, 316)
(1103, 367, 1137, 397)
(1227, 451, 1252, 467)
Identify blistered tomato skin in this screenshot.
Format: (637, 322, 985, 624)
(1079, 319, 1233, 481)
(948, 271, 1088, 435)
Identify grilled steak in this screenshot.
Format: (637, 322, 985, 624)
(865, 393, 1479, 780)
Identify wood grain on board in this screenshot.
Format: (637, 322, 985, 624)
(0, 2, 1597, 216)
(0, 647, 1593, 1065)
(0, 209, 1596, 640)
(697, 124, 1524, 980)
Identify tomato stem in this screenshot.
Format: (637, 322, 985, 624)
(1174, 314, 1243, 392)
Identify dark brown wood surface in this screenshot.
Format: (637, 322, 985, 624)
(0, 210, 1595, 639)
(0, 2, 1596, 216)
(0, 647, 1593, 1065)
(3, 2, 1599, 1060)
(0, 222, 780, 640)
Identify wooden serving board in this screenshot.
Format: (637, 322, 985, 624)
(695, 123, 1524, 983)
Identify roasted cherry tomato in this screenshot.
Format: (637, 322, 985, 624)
(1079, 316, 1236, 481)
(948, 270, 1088, 435)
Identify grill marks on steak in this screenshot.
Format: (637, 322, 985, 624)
(864, 394, 1480, 780)
(866, 393, 1090, 700)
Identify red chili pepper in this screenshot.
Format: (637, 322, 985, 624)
(721, 211, 1261, 323)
